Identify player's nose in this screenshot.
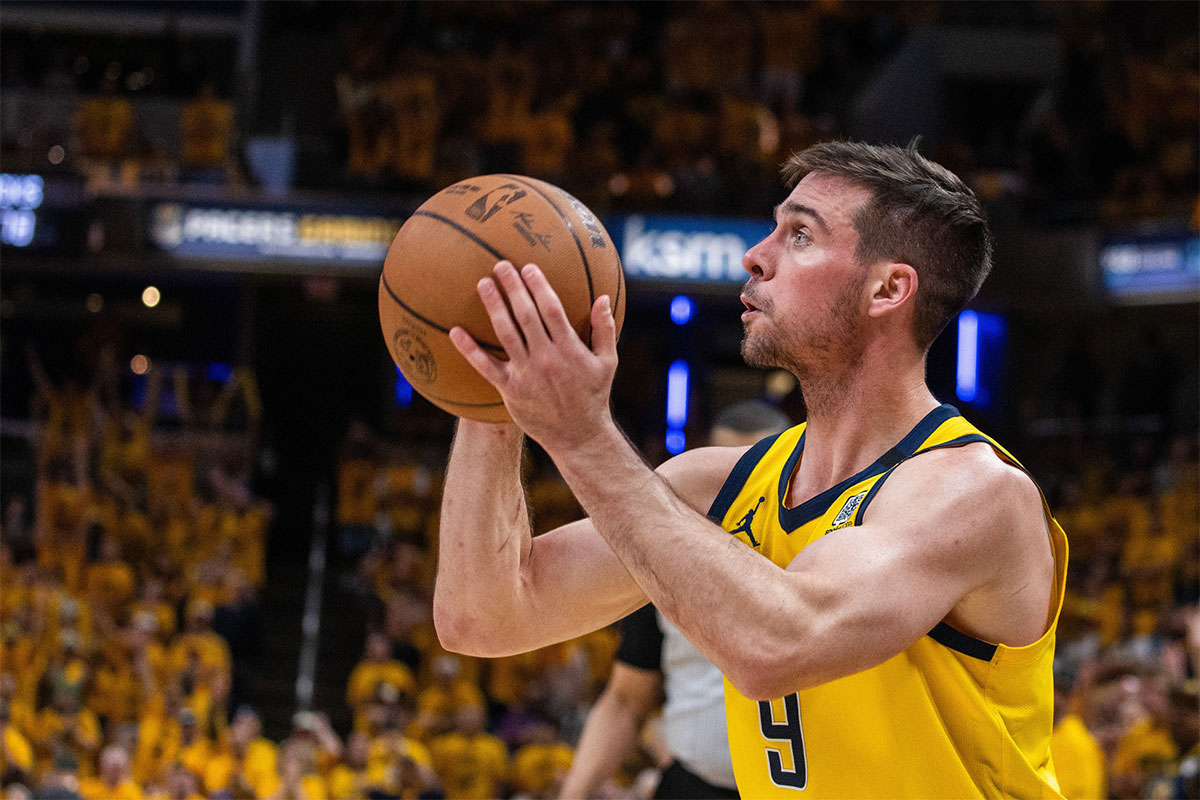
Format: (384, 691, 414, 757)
(743, 236, 773, 280)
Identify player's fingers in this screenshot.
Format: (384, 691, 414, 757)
(449, 327, 508, 386)
(590, 295, 617, 363)
(520, 263, 575, 343)
(476, 274, 527, 358)
(494, 261, 550, 348)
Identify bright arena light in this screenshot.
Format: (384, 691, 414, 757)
(669, 295, 694, 325)
(130, 355, 150, 375)
(142, 286, 161, 307)
(956, 311, 979, 402)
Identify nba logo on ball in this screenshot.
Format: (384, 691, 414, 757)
(393, 328, 437, 384)
(379, 174, 625, 423)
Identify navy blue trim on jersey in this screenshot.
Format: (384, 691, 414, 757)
(851, 433, 993, 526)
(707, 433, 783, 523)
(776, 404, 961, 532)
(928, 622, 998, 661)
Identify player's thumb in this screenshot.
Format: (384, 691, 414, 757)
(590, 295, 617, 361)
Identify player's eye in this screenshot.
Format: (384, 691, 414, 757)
(793, 229, 811, 246)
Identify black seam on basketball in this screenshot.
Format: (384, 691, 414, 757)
(425, 394, 506, 408)
(410, 210, 507, 261)
(615, 249, 624, 329)
(380, 271, 505, 355)
(500, 175, 595, 306)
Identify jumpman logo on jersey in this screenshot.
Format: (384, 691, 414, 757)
(731, 496, 766, 547)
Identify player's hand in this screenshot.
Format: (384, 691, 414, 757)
(448, 260, 618, 453)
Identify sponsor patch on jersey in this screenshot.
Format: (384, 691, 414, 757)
(827, 490, 868, 532)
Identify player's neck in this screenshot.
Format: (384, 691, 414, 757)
(788, 350, 936, 506)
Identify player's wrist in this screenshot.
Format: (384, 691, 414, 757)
(456, 417, 523, 441)
(543, 409, 622, 462)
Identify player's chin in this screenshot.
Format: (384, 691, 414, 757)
(740, 334, 773, 369)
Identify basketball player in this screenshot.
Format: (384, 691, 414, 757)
(436, 141, 1067, 797)
(560, 402, 791, 800)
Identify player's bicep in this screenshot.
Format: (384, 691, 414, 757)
(520, 445, 744, 647)
(778, 455, 1014, 682)
(523, 517, 648, 639)
(780, 523, 974, 682)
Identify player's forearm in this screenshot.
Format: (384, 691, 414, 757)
(434, 419, 534, 653)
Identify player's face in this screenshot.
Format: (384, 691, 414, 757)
(740, 172, 874, 377)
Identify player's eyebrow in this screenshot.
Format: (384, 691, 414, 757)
(773, 200, 830, 236)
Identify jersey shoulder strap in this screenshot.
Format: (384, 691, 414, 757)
(706, 429, 792, 522)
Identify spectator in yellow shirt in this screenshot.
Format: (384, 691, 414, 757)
(1050, 676, 1106, 799)
(0, 672, 34, 740)
(84, 534, 137, 622)
(73, 77, 136, 174)
(509, 719, 573, 799)
(1110, 672, 1179, 797)
(348, 632, 416, 731)
(175, 707, 213, 781)
(180, 81, 234, 183)
(326, 732, 372, 800)
(429, 704, 508, 800)
(156, 760, 207, 800)
(132, 684, 186, 784)
(168, 600, 232, 689)
(257, 739, 330, 800)
(366, 729, 439, 800)
(0, 701, 34, 785)
(129, 611, 172, 696)
(43, 591, 95, 658)
(79, 744, 143, 800)
(89, 635, 141, 726)
(412, 656, 485, 742)
(31, 683, 102, 780)
(203, 705, 277, 797)
(130, 579, 178, 642)
(336, 421, 380, 563)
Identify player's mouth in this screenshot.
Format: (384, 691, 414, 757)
(740, 294, 763, 322)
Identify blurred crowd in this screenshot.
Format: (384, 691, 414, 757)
(1, 1, 1196, 226)
(328, 0, 1198, 225)
(1040, 429, 1199, 800)
(0, 348, 272, 799)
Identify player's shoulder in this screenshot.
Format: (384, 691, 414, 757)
(655, 444, 757, 513)
(873, 440, 1044, 527)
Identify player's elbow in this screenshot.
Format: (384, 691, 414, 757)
(723, 644, 819, 701)
(433, 598, 499, 658)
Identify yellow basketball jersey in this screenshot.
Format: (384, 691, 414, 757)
(711, 404, 1067, 799)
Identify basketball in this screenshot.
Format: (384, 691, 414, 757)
(378, 174, 626, 423)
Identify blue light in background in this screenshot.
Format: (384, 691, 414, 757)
(956, 311, 978, 402)
(956, 310, 1006, 408)
(666, 360, 689, 428)
(665, 359, 690, 454)
(206, 362, 233, 382)
(669, 295, 695, 325)
(395, 367, 412, 407)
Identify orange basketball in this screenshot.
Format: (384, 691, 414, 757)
(379, 175, 626, 423)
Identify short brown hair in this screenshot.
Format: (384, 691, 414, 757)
(782, 141, 993, 349)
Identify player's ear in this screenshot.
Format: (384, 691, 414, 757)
(866, 262, 917, 319)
